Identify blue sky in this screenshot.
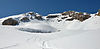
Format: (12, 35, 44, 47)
(0, 0, 100, 18)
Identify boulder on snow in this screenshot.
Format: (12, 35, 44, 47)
(20, 17, 30, 22)
(2, 18, 19, 25)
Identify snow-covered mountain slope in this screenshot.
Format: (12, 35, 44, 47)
(0, 11, 100, 49)
(47, 30, 100, 49)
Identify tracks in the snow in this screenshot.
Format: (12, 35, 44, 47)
(0, 44, 18, 49)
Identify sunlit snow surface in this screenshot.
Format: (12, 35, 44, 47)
(0, 14, 100, 49)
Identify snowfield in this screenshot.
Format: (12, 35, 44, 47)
(0, 12, 100, 49)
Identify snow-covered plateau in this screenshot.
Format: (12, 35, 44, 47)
(0, 11, 100, 49)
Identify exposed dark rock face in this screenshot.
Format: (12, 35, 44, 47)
(20, 17, 30, 22)
(67, 12, 91, 22)
(2, 18, 19, 25)
(46, 15, 58, 18)
(61, 17, 68, 19)
(35, 16, 43, 20)
(84, 15, 91, 19)
(66, 18, 74, 21)
(46, 11, 91, 22)
(74, 15, 91, 22)
(58, 20, 62, 22)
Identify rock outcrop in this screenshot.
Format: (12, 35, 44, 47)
(62, 11, 75, 15)
(63, 11, 91, 22)
(20, 17, 30, 22)
(97, 9, 100, 16)
(2, 18, 19, 25)
(25, 12, 43, 20)
(46, 11, 91, 22)
(35, 16, 43, 20)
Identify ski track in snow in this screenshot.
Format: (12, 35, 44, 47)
(0, 44, 18, 49)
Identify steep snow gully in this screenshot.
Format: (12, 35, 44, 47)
(0, 11, 100, 49)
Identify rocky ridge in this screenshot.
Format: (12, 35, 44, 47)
(1, 9, 100, 26)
